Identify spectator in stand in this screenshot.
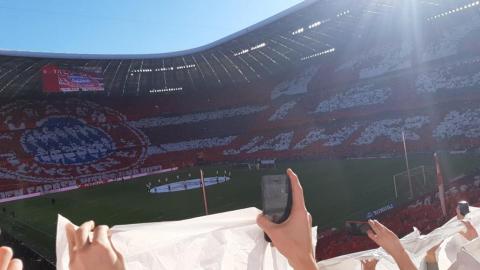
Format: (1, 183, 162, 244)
(423, 219, 479, 270)
(62, 168, 315, 270)
(256, 169, 417, 270)
(55, 171, 479, 270)
(456, 201, 469, 220)
(61, 169, 314, 270)
(361, 258, 379, 270)
(366, 220, 417, 270)
(0, 246, 23, 270)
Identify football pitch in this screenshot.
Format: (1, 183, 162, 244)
(1, 153, 479, 262)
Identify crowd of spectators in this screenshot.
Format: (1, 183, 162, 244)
(420, 16, 480, 63)
(354, 116, 430, 145)
(147, 136, 237, 155)
(270, 66, 318, 100)
(433, 109, 480, 140)
(313, 84, 392, 113)
(130, 105, 268, 129)
(293, 125, 359, 150)
(335, 41, 412, 80)
(333, 15, 480, 82)
(2, 169, 479, 270)
(2, 7, 480, 270)
(268, 101, 298, 122)
(416, 57, 480, 93)
(316, 173, 480, 264)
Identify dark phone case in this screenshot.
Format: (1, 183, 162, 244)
(261, 175, 293, 242)
(459, 204, 470, 216)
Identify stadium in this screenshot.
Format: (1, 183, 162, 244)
(0, 0, 480, 269)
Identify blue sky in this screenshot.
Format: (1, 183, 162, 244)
(0, 0, 303, 55)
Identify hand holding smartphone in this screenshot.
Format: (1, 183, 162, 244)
(345, 221, 372, 236)
(261, 174, 293, 242)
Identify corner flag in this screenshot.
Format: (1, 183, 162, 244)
(200, 169, 209, 215)
(434, 152, 447, 217)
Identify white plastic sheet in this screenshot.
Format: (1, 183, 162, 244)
(56, 207, 317, 270)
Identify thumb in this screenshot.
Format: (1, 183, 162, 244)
(65, 223, 76, 260)
(256, 214, 275, 233)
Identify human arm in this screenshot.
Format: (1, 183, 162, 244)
(367, 220, 417, 270)
(459, 220, 479, 241)
(256, 169, 317, 270)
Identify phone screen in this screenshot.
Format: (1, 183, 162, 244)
(261, 175, 291, 224)
(345, 221, 372, 236)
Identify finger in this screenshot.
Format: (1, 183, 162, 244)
(7, 259, 22, 270)
(75, 221, 94, 250)
(92, 225, 110, 246)
(108, 235, 124, 266)
(372, 220, 386, 234)
(0, 247, 14, 270)
(376, 220, 394, 235)
(65, 223, 77, 259)
(368, 220, 380, 235)
(256, 214, 276, 234)
(287, 169, 306, 210)
(367, 230, 378, 244)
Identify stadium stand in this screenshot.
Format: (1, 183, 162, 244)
(0, 0, 480, 269)
(316, 172, 480, 261)
(2, 54, 480, 196)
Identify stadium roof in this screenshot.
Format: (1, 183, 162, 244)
(0, 0, 474, 97)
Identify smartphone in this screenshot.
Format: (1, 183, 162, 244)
(345, 221, 372, 236)
(261, 174, 292, 242)
(458, 201, 470, 216)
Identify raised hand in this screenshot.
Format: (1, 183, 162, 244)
(66, 221, 125, 270)
(361, 258, 378, 270)
(0, 246, 22, 270)
(367, 220, 417, 270)
(256, 169, 317, 270)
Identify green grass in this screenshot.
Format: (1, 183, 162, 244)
(1, 153, 479, 262)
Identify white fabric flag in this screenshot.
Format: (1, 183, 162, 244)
(56, 207, 317, 270)
(317, 207, 480, 270)
(436, 208, 480, 270)
(447, 237, 480, 270)
(316, 229, 422, 270)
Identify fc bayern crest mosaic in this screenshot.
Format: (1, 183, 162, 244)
(0, 99, 149, 183)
